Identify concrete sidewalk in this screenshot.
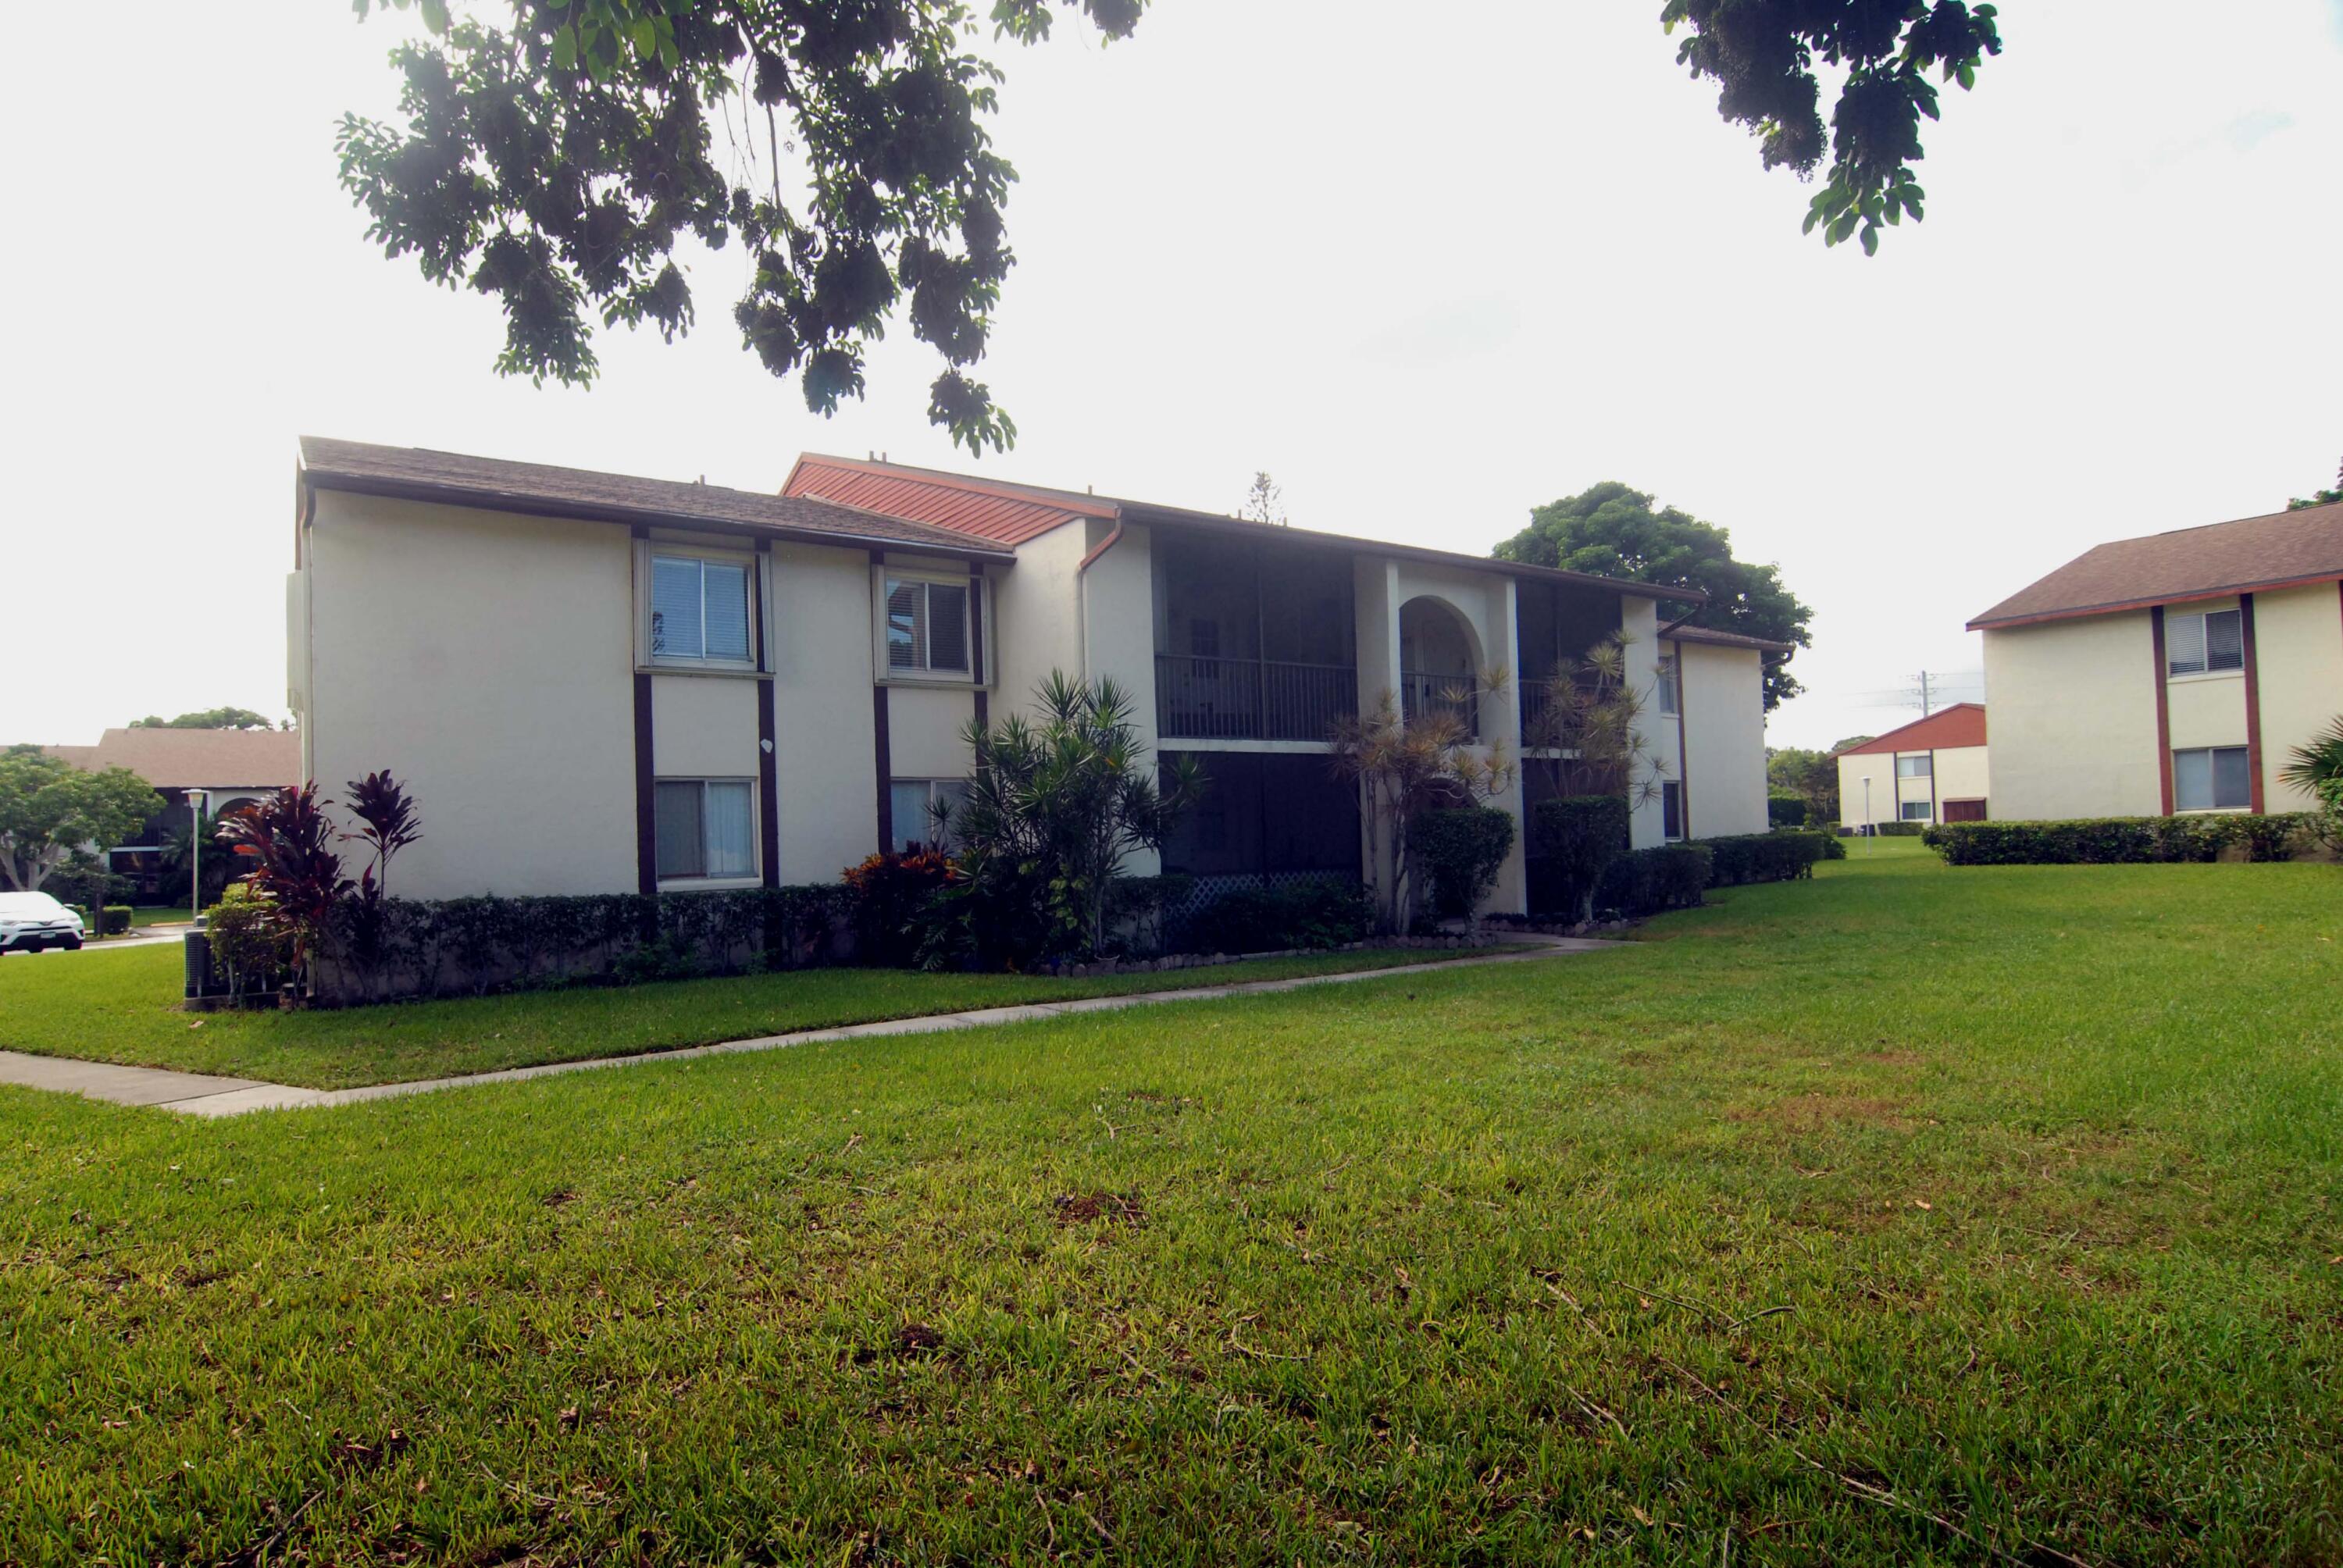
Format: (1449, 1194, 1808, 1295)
(0, 937, 1617, 1120)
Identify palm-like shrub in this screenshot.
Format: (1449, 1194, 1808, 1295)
(1521, 632, 1668, 807)
(2279, 715, 2343, 851)
(943, 672, 1201, 961)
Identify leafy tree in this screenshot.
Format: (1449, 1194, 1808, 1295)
(1766, 746, 1838, 821)
(339, 0, 1145, 455)
(2288, 457, 2342, 511)
(1329, 685, 1515, 935)
(1831, 734, 1877, 753)
(940, 672, 1200, 959)
(1494, 482, 1813, 710)
(130, 706, 277, 730)
(1242, 472, 1287, 526)
(2278, 715, 2343, 852)
(0, 747, 163, 892)
(1664, 0, 2003, 255)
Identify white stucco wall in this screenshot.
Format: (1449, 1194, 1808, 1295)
(991, 524, 1086, 714)
(1982, 613, 2163, 820)
(305, 491, 638, 899)
(886, 685, 976, 782)
(1677, 641, 1767, 838)
(2252, 583, 2343, 811)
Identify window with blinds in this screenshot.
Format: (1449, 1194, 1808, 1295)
(1895, 754, 1931, 779)
(2166, 608, 2241, 677)
(2173, 747, 2250, 812)
(1657, 657, 1679, 716)
(654, 779, 756, 880)
(884, 578, 972, 676)
(650, 554, 752, 665)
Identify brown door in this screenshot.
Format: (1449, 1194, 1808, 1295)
(1941, 798, 1988, 823)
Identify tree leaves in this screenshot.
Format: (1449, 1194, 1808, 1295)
(341, 1, 1148, 454)
(1664, 0, 2000, 255)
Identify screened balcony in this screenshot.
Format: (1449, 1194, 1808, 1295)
(1154, 533, 1357, 743)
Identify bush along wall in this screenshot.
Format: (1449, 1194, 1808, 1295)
(1921, 814, 2318, 867)
(1767, 794, 1810, 828)
(1702, 831, 1832, 887)
(308, 886, 851, 1005)
(1595, 843, 1714, 918)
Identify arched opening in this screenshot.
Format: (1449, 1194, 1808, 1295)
(1398, 596, 1482, 739)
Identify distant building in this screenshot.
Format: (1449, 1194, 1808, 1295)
(48, 728, 300, 896)
(1969, 501, 2342, 820)
(1834, 704, 1989, 831)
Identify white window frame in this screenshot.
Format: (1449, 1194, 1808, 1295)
(889, 778, 973, 853)
(1895, 754, 1931, 779)
(874, 567, 980, 684)
(1900, 799, 1934, 821)
(653, 776, 761, 888)
(2165, 607, 2243, 679)
(1656, 655, 1680, 717)
(640, 542, 759, 672)
(2170, 745, 2252, 814)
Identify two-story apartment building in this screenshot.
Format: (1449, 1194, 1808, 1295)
(1831, 704, 1989, 832)
(1969, 500, 2342, 820)
(287, 439, 1783, 918)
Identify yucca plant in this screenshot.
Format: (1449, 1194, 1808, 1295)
(1328, 679, 1515, 935)
(1521, 631, 1669, 810)
(941, 672, 1203, 961)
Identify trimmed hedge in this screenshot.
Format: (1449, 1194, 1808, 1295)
(1767, 794, 1809, 828)
(1528, 796, 1632, 920)
(1179, 877, 1374, 954)
(1414, 807, 1517, 919)
(1922, 814, 2317, 867)
(98, 905, 134, 936)
(1876, 821, 1927, 837)
(310, 886, 851, 1004)
(1703, 831, 1831, 887)
(1596, 843, 1713, 918)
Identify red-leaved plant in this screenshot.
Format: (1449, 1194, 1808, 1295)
(216, 783, 351, 990)
(344, 770, 422, 899)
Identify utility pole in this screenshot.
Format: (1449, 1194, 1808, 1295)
(1917, 671, 1932, 716)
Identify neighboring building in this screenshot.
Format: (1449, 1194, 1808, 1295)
(1969, 500, 2343, 821)
(1833, 704, 1988, 831)
(286, 438, 1786, 920)
(47, 727, 301, 896)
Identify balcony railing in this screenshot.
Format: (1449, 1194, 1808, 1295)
(1155, 654, 1356, 742)
(1402, 669, 1481, 742)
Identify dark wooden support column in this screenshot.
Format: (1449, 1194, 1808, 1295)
(2149, 606, 2174, 816)
(968, 561, 989, 733)
(756, 543, 782, 886)
(871, 548, 893, 853)
(631, 524, 658, 905)
(1671, 641, 1691, 838)
(2241, 593, 2265, 814)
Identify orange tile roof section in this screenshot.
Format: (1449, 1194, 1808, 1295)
(784, 454, 1114, 546)
(783, 454, 1710, 606)
(1834, 704, 1988, 757)
(48, 728, 302, 789)
(1969, 499, 2343, 630)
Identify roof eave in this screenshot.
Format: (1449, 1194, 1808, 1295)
(300, 467, 1018, 565)
(1967, 570, 2343, 632)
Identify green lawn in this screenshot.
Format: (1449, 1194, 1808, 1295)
(0, 942, 1491, 1089)
(3, 843, 2339, 1565)
(127, 906, 197, 928)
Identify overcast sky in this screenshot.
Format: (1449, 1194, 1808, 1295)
(6, 1, 2338, 751)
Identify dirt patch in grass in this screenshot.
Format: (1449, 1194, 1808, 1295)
(1053, 1192, 1146, 1227)
(1728, 1094, 1914, 1133)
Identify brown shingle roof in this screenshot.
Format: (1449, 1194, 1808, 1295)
(1968, 501, 2343, 630)
(1666, 625, 1796, 654)
(301, 437, 1017, 561)
(1835, 704, 1987, 757)
(48, 728, 301, 789)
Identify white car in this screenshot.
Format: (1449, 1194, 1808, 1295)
(0, 891, 86, 953)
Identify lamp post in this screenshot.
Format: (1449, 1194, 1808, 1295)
(187, 789, 208, 927)
(1861, 776, 1873, 850)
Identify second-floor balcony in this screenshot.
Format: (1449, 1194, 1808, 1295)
(1156, 654, 1356, 742)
